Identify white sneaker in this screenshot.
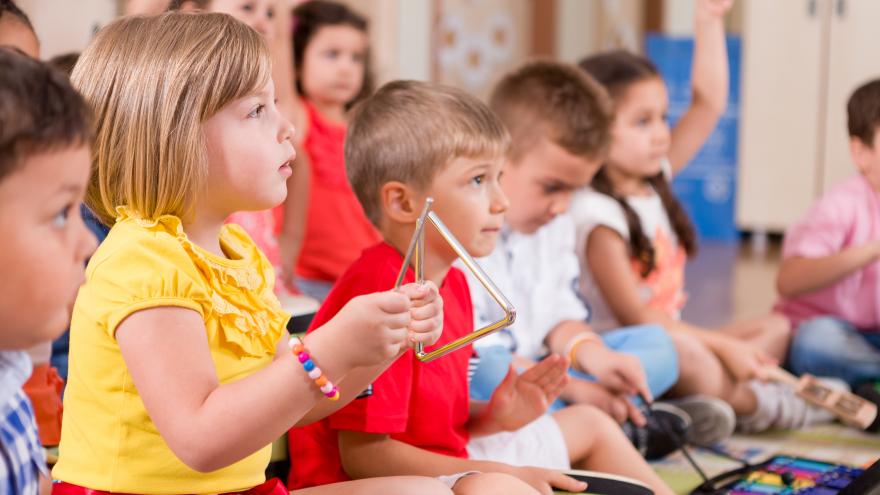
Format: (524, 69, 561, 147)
(666, 395, 736, 446)
(736, 378, 849, 433)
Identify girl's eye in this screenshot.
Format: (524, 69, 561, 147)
(471, 175, 485, 186)
(52, 205, 72, 228)
(248, 104, 265, 118)
(241, 3, 254, 12)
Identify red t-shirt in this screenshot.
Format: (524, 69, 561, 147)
(289, 101, 381, 282)
(288, 242, 474, 488)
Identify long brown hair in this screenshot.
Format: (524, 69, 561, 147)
(579, 50, 696, 277)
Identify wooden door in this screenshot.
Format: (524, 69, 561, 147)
(821, 0, 880, 191)
(736, 0, 829, 232)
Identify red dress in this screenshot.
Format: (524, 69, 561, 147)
(283, 101, 380, 283)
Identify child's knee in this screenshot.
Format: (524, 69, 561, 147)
(670, 334, 726, 396)
(403, 477, 455, 495)
(764, 313, 792, 345)
(452, 472, 535, 495)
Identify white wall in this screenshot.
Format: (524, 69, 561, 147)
(16, 0, 116, 60)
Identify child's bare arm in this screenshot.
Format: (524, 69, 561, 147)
(586, 225, 773, 381)
(668, 0, 732, 174)
(777, 242, 880, 298)
(338, 431, 586, 494)
(115, 289, 422, 472)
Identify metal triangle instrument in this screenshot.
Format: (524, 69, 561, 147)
(394, 197, 516, 363)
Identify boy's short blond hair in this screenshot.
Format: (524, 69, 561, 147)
(72, 11, 271, 226)
(490, 59, 612, 162)
(346, 80, 509, 227)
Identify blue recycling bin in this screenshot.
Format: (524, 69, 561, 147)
(645, 34, 741, 242)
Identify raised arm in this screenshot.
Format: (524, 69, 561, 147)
(667, 0, 732, 173)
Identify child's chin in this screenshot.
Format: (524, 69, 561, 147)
(468, 240, 498, 258)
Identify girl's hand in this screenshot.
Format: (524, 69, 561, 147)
(697, 0, 734, 21)
(484, 355, 569, 433)
(325, 291, 412, 368)
(398, 281, 443, 347)
(507, 466, 587, 495)
(712, 335, 776, 381)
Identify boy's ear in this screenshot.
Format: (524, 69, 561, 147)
(380, 181, 425, 224)
(850, 136, 872, 175)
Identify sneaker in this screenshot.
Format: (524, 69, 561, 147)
(623, 402, 690, 460)
(736, 378, 848, 433)
(665, 395, 736, 446)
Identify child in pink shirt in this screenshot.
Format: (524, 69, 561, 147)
(777, 79, 880, 388)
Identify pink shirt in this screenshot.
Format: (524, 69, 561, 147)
(775, 175, 880, 332)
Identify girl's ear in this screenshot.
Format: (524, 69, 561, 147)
(379, 181, 426, 225)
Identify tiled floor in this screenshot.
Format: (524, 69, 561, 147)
(683, 239, 782, 329)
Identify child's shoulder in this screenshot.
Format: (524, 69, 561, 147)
(570, 189, 631, 239)
(807, 175, 876, 221)
(86, 210, 204, 283)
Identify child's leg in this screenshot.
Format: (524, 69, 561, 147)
(292, 476, 453, 495)
(788, 316, 880, 388)
(718, 312, 791, 364)
(552, 405, 675, 495)
(598, 324, 679, 399)
(450, 472, 539, 495)
(667, 333, 758, 415)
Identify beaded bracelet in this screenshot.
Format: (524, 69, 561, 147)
(289, 336, 340, 401)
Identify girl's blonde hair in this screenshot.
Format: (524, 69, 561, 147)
(72, 11, 272, 226)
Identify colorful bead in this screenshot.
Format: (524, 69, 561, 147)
(289, 336, 340, 402)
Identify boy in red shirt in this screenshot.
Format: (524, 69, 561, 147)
(290, 81, 674, 495)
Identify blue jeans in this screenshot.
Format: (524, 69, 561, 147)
(470, 324, 679, 406)
(788, 316, 880, 388)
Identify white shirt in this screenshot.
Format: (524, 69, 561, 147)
(465, 214, 589, 360)
(570, 185, 687, 332)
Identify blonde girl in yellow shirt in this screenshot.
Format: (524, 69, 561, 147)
(51, 12, 448, 495)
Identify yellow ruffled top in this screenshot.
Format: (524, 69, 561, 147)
(53, 207, 290, 494)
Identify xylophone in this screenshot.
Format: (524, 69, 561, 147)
(690, 455, 880, 495)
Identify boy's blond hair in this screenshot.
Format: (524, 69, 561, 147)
(72, 11, 272, 226)
(346, 80, 509, 227)
(490, 59, 612, 162)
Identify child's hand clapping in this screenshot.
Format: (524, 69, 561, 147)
(483, 354, 569, 433)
